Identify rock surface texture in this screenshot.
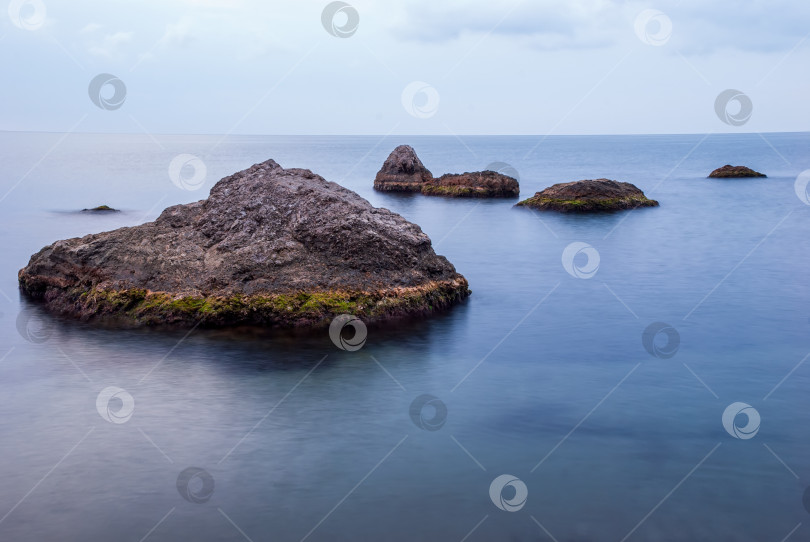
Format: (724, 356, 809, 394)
(19, 160, 470, 327)
(374, 146, 520, 197)
(516, 179, 659, 212)
(423, 171, 520, 198)
(373, 145, 434, 192)
(708, 165, 766, 178)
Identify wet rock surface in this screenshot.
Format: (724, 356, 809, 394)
(516, 178, 659, 213)
(19, 159, 470, 327)
(374, 146, 520, 197)
(373, 145, 434, 192)
(708, 165, 766, 178)
(423, 171, 520, 198)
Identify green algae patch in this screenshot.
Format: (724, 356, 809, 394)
(420, 172, 520, 199)
(50, 278, 471, 328)
(421, 184, 488, 197)
(516, 195, 659, 213)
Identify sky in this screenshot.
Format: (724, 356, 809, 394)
(1, 0, 808, 135)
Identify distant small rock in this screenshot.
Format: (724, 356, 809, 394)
(423, 171, 520, 198)
(708, 165, 766, 178)
(82, 205, 119, 212)
(516, 179, 658, 213)
(374, 145, 433, 192)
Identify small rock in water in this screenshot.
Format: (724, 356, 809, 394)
(373, 145, 433, 192)
(516, 178, 659, 213)
(374, 145, 520, 197)
(708, 165, 766, 178)
(423, 171, 520, 198)
(82, 205, 119, 212)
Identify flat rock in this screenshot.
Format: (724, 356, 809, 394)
(19, 159, 470, 328)
(373, 145, 433, 192)
(708, 165, 766, 178)
(423, 171, 520, 198)
(516, 179, 659, 213)
(82, 205, 119, 212)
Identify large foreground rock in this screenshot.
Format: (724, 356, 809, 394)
(708, 165, 766, 178)
(516, 179, 658, 213)
(19, 159, 470, 327)
(423, 171, 520, 198)
(373, 145, 433, 192)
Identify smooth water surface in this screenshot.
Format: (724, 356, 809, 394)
(1, 132, 809, 541)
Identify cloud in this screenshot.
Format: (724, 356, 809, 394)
(388, 0, 810, 53)
(394, 0, 618, 48)
(158, 18, 195, 48)
(131, 17, 194, 66)
(2, 0, 807, 135)
(667, 1, 810, 54)
(80, 23, 102, 34)
(133, 9, 286, 68)
(88, 31, 134, 58)
(176, 0, 242, 6)
(390, 0, 622, 49)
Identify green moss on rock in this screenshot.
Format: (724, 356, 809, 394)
(36, 278, 471, 328)
(516, 179, 659, 213)
(516, 195, 659, 212)
(421, 185, 483, 197)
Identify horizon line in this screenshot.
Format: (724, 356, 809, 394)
(1, 129, 808, 138)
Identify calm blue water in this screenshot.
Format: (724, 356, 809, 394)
(1, 132, 809, 541)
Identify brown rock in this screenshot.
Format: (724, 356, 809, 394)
(422, 171, 520, 198)
(708, 165, 766, 178)
(373, 145, 433, 192)
(19, 159, 470, 328)
(516, 179, 659, 213)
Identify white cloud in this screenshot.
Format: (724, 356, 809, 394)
(134, 9, 287, 68)
(666, 0, 810, 54)
(158, 18, 195, 48)
(389, 0, 622, 49)
(88, 31, 134, 58)
(80, 23, 102, 34)
(1, 0, 807, 134)
(385, 0, 810, 54)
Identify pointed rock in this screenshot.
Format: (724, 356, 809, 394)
(373, 145, 433, 192)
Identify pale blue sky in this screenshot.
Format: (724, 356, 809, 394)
(1, 0, 808, 135)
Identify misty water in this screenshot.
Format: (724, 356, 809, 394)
(1, 132, 809, 541)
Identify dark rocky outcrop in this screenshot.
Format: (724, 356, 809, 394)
(708, 165, 766, 178)
(423, 171, 520, 198)
(374, 146, 520, 197)
(82, 205, 118, 212)
(516, 179, 658, 213)
(373, 145, 433, 192)
(19, 159, 470, 328)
